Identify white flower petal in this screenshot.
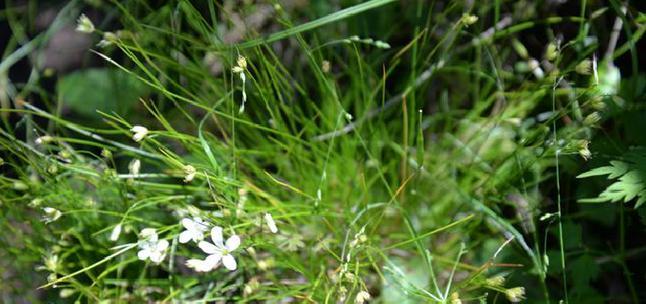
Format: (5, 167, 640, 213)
(179, 230, 192, 243)
(198, 241, 219, 255)
(225, 235, 240, 252)
(188, 260, 211, 272)
(187, 254, 221, 272)
(204, 254, 222, 269)
(110, 224, 122, 241)
(194, 217, 205, 225)
(186, 259, 205, 271)
(149, 251, 165, 264)
(211, 226, 224, 246)
(222, 254, 237, 271)
(140, 228, 158, 242)
(194, 219, 208, 232)
(265, 213, 278, 233)
(181, 218, 195, 230)
(130, 125, 148, 133)
(137, 249, 150, 261)
(132, 133, 144, 142)
(156, 240, 169, 251)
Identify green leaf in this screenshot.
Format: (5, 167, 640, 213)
(57, 68, 149, 118)
(576, 161, 628, 179)
(577, 148, 646, 208)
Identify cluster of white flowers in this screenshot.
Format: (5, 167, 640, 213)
(128, 212, 279, 272)
(137, 228, 169, 264)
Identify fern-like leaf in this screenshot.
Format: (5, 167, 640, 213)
(578, 148, 646, 208)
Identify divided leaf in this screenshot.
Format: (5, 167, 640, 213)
(578, 149, 646, 208)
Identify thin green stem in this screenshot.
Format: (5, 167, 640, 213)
(552, 78, 568, 304)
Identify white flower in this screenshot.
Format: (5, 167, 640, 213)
(43, 253, 60, 272)
(110, 223, 123, 241)
(504, 287, 526, 303)
(97, 32, 118, 48)
(128, 159, 141, 176)
(183, 165, 196, 183)
(179, 217, 208, 243)
(236, 55, 247, 70)
(187, 226, 240, 272)
(130, 125, 149, 142)
(75, 14, 95, 33)
(137, 228, 169, 264)
(460, 13, 479, 26)
(355, 291, 371, 304)
(42, 207, 62, 223)
(264, 213, 278, 233)
(231, 56, 248, 113)
(528, 58, 544, 79)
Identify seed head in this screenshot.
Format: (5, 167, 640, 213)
(461, 13, 479, 26)
(355, 291, 371, 304)
(485, 275, 506, 287)
(183, 164, 196, 183)
(576, 59, 592, 75)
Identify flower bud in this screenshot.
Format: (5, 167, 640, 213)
(505, 287, 526, 303)
(76, 14, 95, 33)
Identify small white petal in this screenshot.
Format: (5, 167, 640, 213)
(187, 254, 220, 272)
(210, 226, 224, 246)
(186, 259, 205, 271)
(149, 251, 165, 264)
(222, 254, 237, 271)
(137, 249, 150, 261)
(225, 235, 240, 252)
(128, 159, 141, 175)
(181, 218, 195, 230)
(193, 218, 208, 231)
(204, 254, 222, 269)
(157, 240, 169, 251)
(265, 213, 278, 233)
(140, 228, 158, 242)
(130, 126, 149, 142)
(132, 133, 144, 142)
(130, 125, 148, 133)
(198, 241, 219, 255)
(110, 224, 122, 241)
(179, 230, 192, 243)
(184, 172, 196, 183)
(186, 259, 213, 272)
